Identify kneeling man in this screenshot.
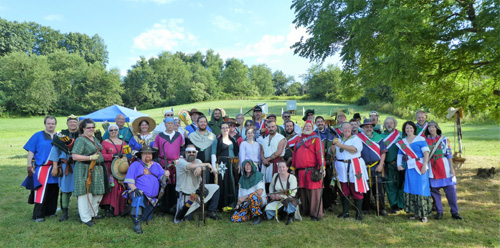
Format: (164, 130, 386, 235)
(125, 145, 169, 234)
(175, 144, 221, 223)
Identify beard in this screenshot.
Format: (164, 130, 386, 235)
(186, 155, 196, 162)
(143, 156, 152, 163)
(303, 129, 313, 135)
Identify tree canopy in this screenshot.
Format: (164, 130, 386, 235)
(291, 0, 500, 117)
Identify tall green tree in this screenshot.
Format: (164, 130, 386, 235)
(291, 0, 500, 116)
(272, 70, 290, 96)
(249, 64, 274, 96)
(0, 19, 34, 56)
(46, 50, 88, 114)
(123, 57, 160, 109)
(0, 52, 55, 114)
(221, 58, 256, 97)
(303, 64, 342, 102)
(287, 82, 303, 96)
(61, 32, 109, 65)
(73, 64, 123, 113)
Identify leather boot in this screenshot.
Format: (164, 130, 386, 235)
(355, 199, 363, 221)
(286, 213, 295, 225)
(252, 215, 263, 225)
(59, 208, 68, 222)
(337, 197, 350, 218)
(133, 216, 143, 234)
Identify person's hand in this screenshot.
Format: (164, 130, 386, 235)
(332, 138, 340, 145)
(421, 165, 427, 174)
(255, 188, 263, 196)
(237, 165, 241, 174)
(164, 170, 170, 178)
(322, 169, 326, 178)
(194, 167, 201, 177)
(27, 165, 34, 177)
(133, 188, 143, 197)
(375, 164, 384, 173)
(397, 165, 404, 171)
(89, 154, 100, 160)
(138, 140, 145, 145)
(51, 165, 58, 177)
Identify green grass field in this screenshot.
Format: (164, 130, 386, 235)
(1, 100, 499, 247)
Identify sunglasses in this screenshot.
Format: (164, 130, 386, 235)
(283, 115, 290, 118)
(186, 151, 197, 154)
(85, 126, 95, 129)
(109, 129, 118, 132)
(165, 114, 173, 117)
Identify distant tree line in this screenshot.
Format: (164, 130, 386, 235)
(1, 18, 323, 116)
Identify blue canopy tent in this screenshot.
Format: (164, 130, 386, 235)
(78, 105, 148, 122)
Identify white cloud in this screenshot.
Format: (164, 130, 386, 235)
(285, 24, 311, 47)
(212, 15, 242, 31)
(43, 14, 64, 21)
(132, 19, 196, 51)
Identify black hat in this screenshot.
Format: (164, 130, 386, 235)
(353, 113, 361, 120)
(266, 114, 277, 119)
(253, 105, 263, 112)
(136, 145, 158, 158)
(359, 119, 375, 128)
(302, 109, 315, 121)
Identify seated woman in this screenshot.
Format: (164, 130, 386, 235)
(231, 160, 267, 225)
(265, 161, 298, 225)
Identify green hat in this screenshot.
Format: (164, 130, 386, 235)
(302, 109, 315, 121)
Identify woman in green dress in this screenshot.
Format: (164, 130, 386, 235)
(72, 118, 109, 226)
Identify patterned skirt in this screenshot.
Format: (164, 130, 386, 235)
(403, 192, 432, 218)
(231, 192, 263, 222)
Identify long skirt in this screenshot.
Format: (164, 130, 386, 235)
(231, 192, 263, 222)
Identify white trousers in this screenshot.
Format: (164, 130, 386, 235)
(77, 194, 103, 222)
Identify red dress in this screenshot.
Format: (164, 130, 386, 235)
(292, 133, 325, 190)
(100, 140, 127, 216)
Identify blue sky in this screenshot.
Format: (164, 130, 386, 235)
(1, 0, 340, 82)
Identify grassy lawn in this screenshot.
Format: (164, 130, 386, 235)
(0, 100, 499, 247)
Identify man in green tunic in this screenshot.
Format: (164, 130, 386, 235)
(380, 117, 404, 213)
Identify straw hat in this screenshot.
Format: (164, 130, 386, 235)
(111, 157, 129, 181)
(132, 116, 156, 134)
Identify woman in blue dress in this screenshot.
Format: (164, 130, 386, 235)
(397, 121, 431, 223)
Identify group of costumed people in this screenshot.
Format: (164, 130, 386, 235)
(22, 106, 462, 234)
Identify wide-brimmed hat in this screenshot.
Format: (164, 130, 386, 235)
(425, 120, 442, 136)
(111, 157, 129, 181)
(132, 116, 156, 134)
(135, 145, 158, 158)
(188, 108, 204, 116)
(226, 118, 240, 127)
(335, 111, 346, 118)
(302, 109, 315, 121)
(446, 107, 463, 119)
(360, 119, 375, 128)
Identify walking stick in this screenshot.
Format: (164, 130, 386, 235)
(375, 174, 379, 216)
(198, 167, 206, 227)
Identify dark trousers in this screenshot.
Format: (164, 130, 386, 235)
(363, 177, 386, 211)
(158, 184, 178, 214)
(32, 184, 59, 219)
